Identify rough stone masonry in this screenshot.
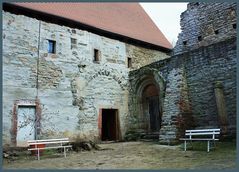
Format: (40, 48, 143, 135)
(128, 2, 237, 144)
(2, 2, 237, 146)
(2, 8, 169, 146)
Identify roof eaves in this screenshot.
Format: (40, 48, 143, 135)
(3, 2, 172, 53)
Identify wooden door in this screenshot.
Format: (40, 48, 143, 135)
(148, 96, 160, 132)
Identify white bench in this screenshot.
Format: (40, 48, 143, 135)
(27, 138, 72, 160)
(180, 128, 220, 152)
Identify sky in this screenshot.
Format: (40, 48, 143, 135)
(140, 3, 188, 47)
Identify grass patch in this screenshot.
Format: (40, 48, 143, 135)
(43, 149, 59, 155)
(180, 141, 236, 152)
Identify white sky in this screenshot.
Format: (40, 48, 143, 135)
(140, 3, 188, 47)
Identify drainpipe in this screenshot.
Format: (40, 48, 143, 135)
(36, 21, 41, 98)
(35, 20, 41, 140)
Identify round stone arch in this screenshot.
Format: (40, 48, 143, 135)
(135, 71, 165, 133)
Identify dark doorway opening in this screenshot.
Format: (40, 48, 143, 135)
(101, 109, 119, 141)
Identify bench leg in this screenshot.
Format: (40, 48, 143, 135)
(207, 141, 210, 152)
(64, 147, 66, 158)
(184, 140, 187, 151)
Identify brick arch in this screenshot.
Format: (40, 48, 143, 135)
(85, 68, 127, 90)
(135, 71, 165, 100)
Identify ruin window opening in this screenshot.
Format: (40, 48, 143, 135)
(233, 23, 236, 29)
(93, 49, 100, 62)
(198, 36, 202, 41)
(183, 41, 187, 45)
(127, 57, 132, 68)
(48, 40, 56, 54)
(214, 30, 219, 35)
(71, 38, 77, 49)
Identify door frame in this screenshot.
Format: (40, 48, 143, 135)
(98, 108, 121, 141)
(11, 99, 41, 146)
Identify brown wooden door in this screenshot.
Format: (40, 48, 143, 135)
(148, 96, 160, 132)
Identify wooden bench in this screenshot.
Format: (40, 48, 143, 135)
(180, 128, 220, 152)
(27, 138, 72, 160)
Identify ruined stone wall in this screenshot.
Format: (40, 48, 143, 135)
(128, 2, 237, 143)
(128, 56, 192, 144)
(183, 37, 237, 136)
(173, 2, 237, 136)
(3, 11, 168, 145)
(174, 2, 237, 55)
(129, 36, 236, 143)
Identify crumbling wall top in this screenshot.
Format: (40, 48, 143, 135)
(173, 2, 237, 55)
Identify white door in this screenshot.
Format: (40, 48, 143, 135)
(16, 106, 36, 147)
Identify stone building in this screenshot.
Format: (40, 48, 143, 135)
(2, 2, 237, 147)
(2, 2, 171, 146)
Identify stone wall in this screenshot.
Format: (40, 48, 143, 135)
(3, 12, 39, 145)
(174, 2, 237, 55)
(2, 11, 168, 146)
(183, 37, 237, 136)
(128, 2, 237, 143)
(128, 55, 192, 144)
(126, 43, 170, 70)
(129, 36, 236, 143)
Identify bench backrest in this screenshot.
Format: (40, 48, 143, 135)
(185, 129, 220, 139)
(27, 138, 70, 146)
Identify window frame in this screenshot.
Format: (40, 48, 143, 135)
(93, 49, 100, 63)
(127, 57, 132, 68)
(71, 38, 77, 49)
(48, 40, 56, 54)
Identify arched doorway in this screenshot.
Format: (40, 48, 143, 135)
(142, 84, 161, 132)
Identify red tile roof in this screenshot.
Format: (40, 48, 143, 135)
(13, 2, 172, 49)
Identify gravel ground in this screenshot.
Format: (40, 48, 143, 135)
(3, 141, 236, 169)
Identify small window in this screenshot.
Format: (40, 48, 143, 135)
(198, 36, 202, 41)
(183, 41, 187, 45)
(93, 49, 100, 62)
(72, 29, 76, 34)
(214, 30, 219, 35)
(48, 40, 56, 54)
(233, 23, 236, 29)
(71, 38, 77, 49)
(127, 57, 132, 68)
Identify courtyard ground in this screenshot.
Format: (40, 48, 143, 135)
(3, 141, 236, 169)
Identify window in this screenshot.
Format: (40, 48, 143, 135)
(93, 49, 100, 62)
(198, 36, 202, 41)
(71, 38, 77, 49)
(128, 57, 132, 68)
(72, 29, 76, 34)
(183, 41, 187, 45)
(233, 23, 236, 29)
(214, 30, 219, 35)
(48, 40, 56, 54)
